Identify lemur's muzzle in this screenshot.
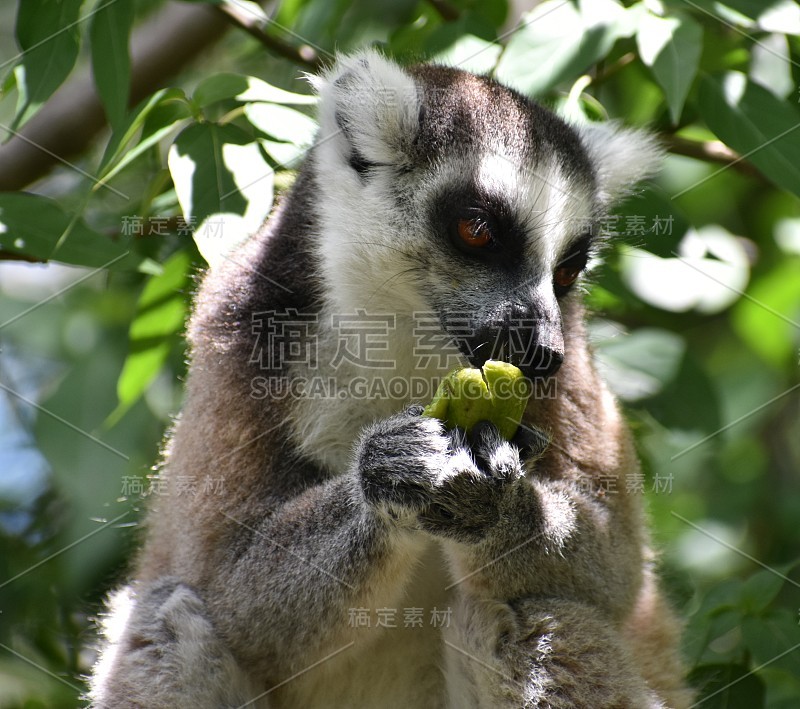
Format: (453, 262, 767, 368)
(451, 300, 564, 380)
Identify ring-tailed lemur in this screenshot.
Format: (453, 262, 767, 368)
(89, 50, 692, 708)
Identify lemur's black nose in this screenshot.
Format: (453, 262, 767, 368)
(459, 324, 564, 380)
(449, 296, 565, 380)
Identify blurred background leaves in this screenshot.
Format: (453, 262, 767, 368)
(0, 0, 799, 706)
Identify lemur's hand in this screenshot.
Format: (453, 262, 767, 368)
(358, 405, 452, 513)
(418, 420, 548, 542)
(358, 407, 549, 542)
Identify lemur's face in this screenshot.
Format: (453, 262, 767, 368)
(313, 53, 658, 380)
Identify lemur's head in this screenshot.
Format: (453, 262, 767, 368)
(311, 50, 660, 380)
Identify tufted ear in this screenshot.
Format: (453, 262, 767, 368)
(576, 122, 663, 205)
(310, 49, 421, 173)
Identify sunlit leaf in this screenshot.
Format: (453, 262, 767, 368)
(749, 34, 794, 99)
(192, 73, 317, 108)
(495, 0, 632, 96)
(620, 226, 750, 314)
(168, 122, 274, 265)
(636, 10, 702, 124)
(243, 103, 318, 146)
(757, 0, 800, 35)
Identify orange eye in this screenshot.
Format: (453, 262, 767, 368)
(554, 265, 582, 288)
(457, 218, 492, 248)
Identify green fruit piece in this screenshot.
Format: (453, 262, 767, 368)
(482, 360, 532, 440)
(445, 367, 493, 432)
(422, 377, 451, 421)
(423, 361, 532, 440)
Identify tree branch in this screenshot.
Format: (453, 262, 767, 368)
(663, 134, 766, 180)
(215, 2, 322, 71)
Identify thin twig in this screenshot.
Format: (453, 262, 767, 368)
(591, 52, 636, 85)
(215, 3, 322, 71)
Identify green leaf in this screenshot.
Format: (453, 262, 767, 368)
(432, 34, 502, 75)
(742, 611, 800, 676)
(13, 0, 85, 129)
(758, 668, 800, 708)
(243, 103, 318, 146)
(495, 0, 631, 97)
(420, 13, 502, 74)
(688, 664, 766, 708)
(168, 122, 275, 264)
(112, 251, 191, 421)
(684, 607, 744, 667)
(594, 327, 686, 402)
(636, 11, 702, 124)
(192, 73, 317, 108)
(740, 570, 786, 615)
(168, 122, 268, 223)
(97, 88, 191, 184)
(0, 192, 138, 268)
(89, 0, 134, 130)
(698, 73, 800, 197)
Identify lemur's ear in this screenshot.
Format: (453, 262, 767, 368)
(310, 50, 420, 171)
(576, 122, 663, 205)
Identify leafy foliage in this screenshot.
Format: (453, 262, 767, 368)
(0, 0, 799, 707)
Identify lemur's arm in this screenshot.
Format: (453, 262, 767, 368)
(417, 424, 667, 708)
(201, 410, 455, 676)
(90, 409, 456, 707)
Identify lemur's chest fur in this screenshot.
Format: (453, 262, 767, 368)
(271, 541, 451, 708)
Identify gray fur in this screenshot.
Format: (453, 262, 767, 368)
(88, 50, 691, 708)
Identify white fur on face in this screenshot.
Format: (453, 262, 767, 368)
(313, 52, 428, 319)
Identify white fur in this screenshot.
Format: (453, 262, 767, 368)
(314, 49, 420, 168)
(312, 54, 427, 320)
(88, 586, 135, 702)
(89, 582, 262, 708)
(576, 121, 663, 205)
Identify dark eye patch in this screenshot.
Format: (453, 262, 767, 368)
(553, 232, 594, 296)
(430, 182, 525, 269)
